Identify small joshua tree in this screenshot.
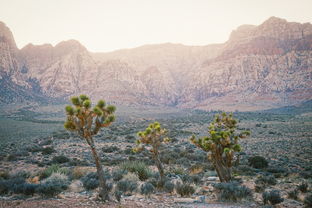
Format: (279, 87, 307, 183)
(190, 112, 250, 182)
(64, 94, 116, 200)
(134, 122, 169, 184)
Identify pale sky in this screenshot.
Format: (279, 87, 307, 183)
(0, 0, 311, 52)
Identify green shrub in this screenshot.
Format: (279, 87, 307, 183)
(112, 169, 127, 182)
(116, 180, 137, 195)
(262, 190, 284, 205)
(234, 165, 257, 176)
(298, 182, 308, 193)
(13, 183, 39, 196)
(287, 189, 298, 200)
(304, 194, 312, 208)
(39, 164, 69, 179)
(176, 183, 195, 197)
(11, 171, 31, 179)
(114, 190, 122, 202)
(255, 175, 277, 186)
(41, 147, 55, 155)
(36, 183, 63, 197)
(248, 156, 268, 169)
(0, 178, 25, 195)
(164, 181, 174, 193)
(191, 175, 201, 185)
(0, 171, 10, 180)
(140, 182, 155, 196)
(213, 182, 252, 202)
(44, 172, 69, 190)
(119, 161, 152, 181)
(102, 146, 119, 153)
(81, 172, 99, 190)
(52, 155, 70, 164)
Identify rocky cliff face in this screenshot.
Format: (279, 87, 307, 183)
(0, 17, 311, 110)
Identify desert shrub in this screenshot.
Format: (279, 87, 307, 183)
(25, 144, 42, 152)
(213, 182, 252, 202)
(298, 182, 308, 193)
(304, 194, 312, 208)
(0, 171, 10, 180)
(123, 172, 140, 182)
(112, 169, 128, 182)
(69, 158, 89, 166)
(255, 175, 277, 186)
(191, 175, 201, 185)
(7, 154, 17, 161)
(160, 151, 178, 164)
(12, 183, 39, 196)
(262, 190, 284, 205)
(248, 156, 268, 169)
(266, 167, 287, 177)
(114, 190, 122, 202)
(176, 183, 195, 197)
(45, 172, 69, 185)
(234, 165, 257, 176)
(36, 183, 63, 197)
(81, 172, 99, 190)
(72, 167, 88, 179)
(147, 178, 158, 188)
(11, 171, 31, 179)
(0, 178, 25, 195)
(140, 182, 155, 196)
(102, 145, 119, 153)
(116, 180, 137, 195)
(41, 147, 55, 155)
(287, 189, 298, 200)
(180, 174, 192, 183)
(176, 158, 190, 166)
(39, 164, 69, 179)
(163, 180, 174, 193)
(119, 161, 152, 181)
(255, 184, 266, 193)
(169, 167, 186, 175)
(300, 171, 312, 179)
(52, 155, 70, 164)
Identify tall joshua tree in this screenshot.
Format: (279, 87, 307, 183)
(190, 112, 250, 182)
(134, 122, 170, 184)
(64, 94, 116, 200)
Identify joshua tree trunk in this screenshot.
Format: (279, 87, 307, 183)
(155, 154, 165, 182)
(87, 136, 110, 200)
(152, 147, 165, 183)
(214, 161, 232, 182)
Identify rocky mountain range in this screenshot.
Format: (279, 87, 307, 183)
(0, 17, 311, 111)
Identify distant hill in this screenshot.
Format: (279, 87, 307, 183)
(264, 99, 312, 114)
(0, 17, 311, 111)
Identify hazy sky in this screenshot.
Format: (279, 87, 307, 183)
(0, 0, 311, 52)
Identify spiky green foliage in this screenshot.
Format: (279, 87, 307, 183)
(135, 122, 170, 182)
(64, 95, 116, 137)
(190, 112, 250, 182)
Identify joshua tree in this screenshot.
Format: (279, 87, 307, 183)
(64, 94, 116, 200)
(134, 122, 170, 184)
(190, 112, 250, 182)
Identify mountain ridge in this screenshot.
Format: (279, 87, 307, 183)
(0, 17, 311, 111)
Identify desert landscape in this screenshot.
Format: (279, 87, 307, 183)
(0, 0, 312, 207)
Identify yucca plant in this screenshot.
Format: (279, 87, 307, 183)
(64, 94, 116, 200)
(190, 112, 250, 182)
(134, 122, 170, 183)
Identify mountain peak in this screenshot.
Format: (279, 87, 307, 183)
(54, 39, 87, 55)
(263, 16, 287, 24)
(0, 21, 17, 50)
